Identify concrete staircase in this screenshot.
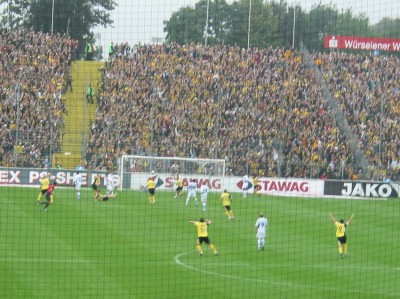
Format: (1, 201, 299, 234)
(53, 60, 104, 169)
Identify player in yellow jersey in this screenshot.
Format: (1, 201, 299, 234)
(37, 173, 50, 203)
(329, 213, 354, 258)
(188, 218, 218, 256)
(221, 189, 234, 220)
(94, 191, 117, 201)
(174, 176, 183, 198)
(253, 176, 261, 197)
(38, 181, 56, 212)
(91, 174, 102, 200)
(147, 177, 156, 205)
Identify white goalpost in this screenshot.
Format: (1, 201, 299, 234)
(119, 155, 225, 191)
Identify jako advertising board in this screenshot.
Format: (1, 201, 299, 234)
(324, 180, 399, 199)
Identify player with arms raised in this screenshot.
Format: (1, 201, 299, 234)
(329, 213, 354, 258)
(188, 218, 218, 256)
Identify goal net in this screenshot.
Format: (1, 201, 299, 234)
(119, 155, 225, 192)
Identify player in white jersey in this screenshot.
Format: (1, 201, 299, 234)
(106, 173, 116, 195)
(200, 182, 210, 211)
(255, 213, 268, 251)
(185, 179, 198, 206)
(73, 171, 83, 200)
(242, 175, 250, 198)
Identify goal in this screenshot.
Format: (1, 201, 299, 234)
(118, 155, 225, 191)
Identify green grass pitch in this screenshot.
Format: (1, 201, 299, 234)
(1, 186, 399, 298)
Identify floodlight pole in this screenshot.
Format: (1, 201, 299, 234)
(13, 80, 21, 166)
(292, 4, 296, 49)
(247, 0, 252, 50)
(51, 0, 55, 35)
(377, 91, 385, 180)
(205, 0, 210, 46)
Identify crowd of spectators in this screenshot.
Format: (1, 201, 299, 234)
(1, 30, 397, 181)
(0, 29, 76, 167)
(88, 43, 355, 178)
(312, 51, 400, 180)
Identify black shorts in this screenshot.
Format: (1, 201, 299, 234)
(92, 183, 98, 190)
(176, 186, 183, 192)
(198, 236, 212, 245)
(148, 188, 155, 195)
(224, 205, 231, 211)
(102, 196, 109, 201)
(41, 189, 47, 195)
(337, 235, 347, 244)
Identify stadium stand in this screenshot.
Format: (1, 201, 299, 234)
(1, 33, 397, 181)
(312, 51, 400, 181)
(87, 43, 354, 178)
(0, 30, 76, 168)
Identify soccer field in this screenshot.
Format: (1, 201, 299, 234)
(1, 187, 399, 299)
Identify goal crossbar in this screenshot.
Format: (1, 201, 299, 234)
(119, 155, 225, 190)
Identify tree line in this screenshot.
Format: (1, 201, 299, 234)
(164, 0, 400, 50)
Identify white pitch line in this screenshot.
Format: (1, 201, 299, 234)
(173, 251, 399, 296)
(174, 251, 266, 283)
(0, 257, 111, 264)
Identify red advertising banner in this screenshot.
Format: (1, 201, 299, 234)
(324, 35, 400, 52)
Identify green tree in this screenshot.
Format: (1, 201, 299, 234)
(164, 0, 398, 51)
(0, 0, 116, 53)
(223, 1, 246, 46)
(302, 3, 371, 51)
(204, 0, 232, 45)
(164, 3, 205, 45)
(164, 0, 281, 49)
(371, 17, 400, 38)
(302, 3, 341, 51)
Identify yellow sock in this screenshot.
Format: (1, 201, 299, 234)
(196, 244, 203, 254)
(37, 193, 42, 201)
(338, 244, 343, 254)
(344, 244, 348, 254)
(209, 244, 217, 254)
(230, 211, 234, 218)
